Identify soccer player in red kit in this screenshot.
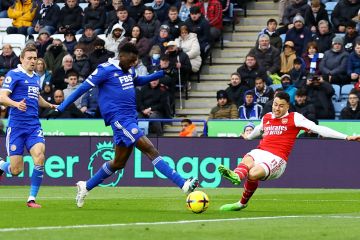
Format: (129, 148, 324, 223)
(218, 92, 360, 211)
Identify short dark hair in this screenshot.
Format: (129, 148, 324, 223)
(116, 5, 127, 12)
(346, 20, 356, 28)
(293, 57, 302, 65)
(119, 42, 139, 55)
(168, 6, 178, 13)
(93, 38, 105, 47)
(181, 119, 192, 125)
(255, 77, 265, 82)
(295, 88, 307, 97)
(267, 18, 277, 25)
(144, 6, 154, 13)
(66, 71, 79, 79)
(275, 91, 290, 103)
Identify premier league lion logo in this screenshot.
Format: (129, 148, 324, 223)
(88, 141, 124, 187)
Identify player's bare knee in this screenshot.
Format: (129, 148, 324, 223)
(11, 167, 23, 176)
(248, 168, 264, 181)
(33, 152, 45, 165)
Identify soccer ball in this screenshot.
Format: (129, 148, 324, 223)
(186, 191, 209, 213)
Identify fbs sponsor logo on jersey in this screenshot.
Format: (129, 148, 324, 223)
(28, 86, 39, 99)
(88, 141, 124, 187)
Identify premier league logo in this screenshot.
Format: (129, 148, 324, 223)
(88, 141, 124, 187)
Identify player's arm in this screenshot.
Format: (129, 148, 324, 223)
(0, 90, 26, 111)
(38, 95, 56, 109)
(57, 81, 93, 112)
(293, 112, 355, 140)
(134, 70, 165, 86)
(242, 121, 263, 140)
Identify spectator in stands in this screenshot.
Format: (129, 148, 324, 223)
(63, 71, 83, 109)
(104, 0, 123, 30)
(195, 0, 222, 43)
(163, 6, 183, 40)
(34, 28, 53, 58)
(302, 41, 323, 75)
(57, 0, 83, 34)
(237, 53, 268, 89)
(249, 34, 280, 77)
(185, 6, 211, 60)
(143, 44, 162, 70)
(40, 82, 54, 104)
(6, 0, 37, 35)
(40, 89, 85, 118)
(304, 0, 330, 33)
(89, 38, 115, 72)
(280, 40, 297, 74)
(52, 54, 75, 90)
(289, 57, 307, 88)
(343, 20, 359, 53)
(285, 14, 312, 56)
(320, 36, 350, 85)
(280, 74, 297, 104)
(134, 56, 148, 76)
(79, 0, 106, 35)
(258, 18, 282, 50)
(340, 91, 360, 119)
(348, 40, 360, 82)
(179, 0, 197, 22)
(0, 44, 20, 76)
(238, 90, 263, 120)
(137, 79, 172, 136)
(80, 85, 100, 118)
(153, 24, 172, 53)
(208, 90, 238, 119)
(63, 30, 77, 55)
(311, 20, 335, 54)
(28, 0, 60, 36)
(119, 24, 152, 59)
(179, 118, 198, 137)
(293, 88, 317, 122)
(175, 25, 202, 73)
(242, 122, 255, 138)
(126, 0, 145, 23)
(105, 23, 126, 56)
(72, 43, 90, 82)
(138, 6, 161, 40)
(305, 74, 335, 119)
(225, 72, 249, 108)
(282, 0, 310, 27)
(254, 77, 274, 108)
(35, 58, 52, 89)
(0, 0, 13, 18)
(44, 38, 68, 73)
(331, 0, 360, 33)
(106, 6, 136, 37)
(78, 24, 101, 56)
(150, 0, 169, 22)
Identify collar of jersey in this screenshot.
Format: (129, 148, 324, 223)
(17, 64, 34, 77)
(271, 112, 289, 119)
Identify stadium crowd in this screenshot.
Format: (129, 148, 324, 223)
(0, 0, 360, 136)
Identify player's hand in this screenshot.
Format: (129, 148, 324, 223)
(241, 133, 249, 140)
(17, 99, 27, 111)
(346, 136, 360, 141)
(46, 109, 61, 120)
(49, 104, 57, 109)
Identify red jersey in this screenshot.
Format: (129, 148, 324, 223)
(257, 112, 308, 161)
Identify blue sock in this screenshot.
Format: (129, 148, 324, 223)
(0, 160, 11, 174)
(152, 156, 185, 188)
(29, 165, 44, 200)
(86, 162, 115, 191)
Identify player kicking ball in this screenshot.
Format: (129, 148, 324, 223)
(47, 43, 198, 208)
(218, 92, 360, 211)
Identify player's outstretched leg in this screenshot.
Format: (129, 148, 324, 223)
(182, 177, 199, 195)
(220, 202, 247, 211)
(0, 158, 10, 180)
(218, 165, 241, 185)
(27, 165, 44, 208)
(76, 181, 89, 208)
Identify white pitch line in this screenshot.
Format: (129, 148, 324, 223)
(1, 215, 360, 232)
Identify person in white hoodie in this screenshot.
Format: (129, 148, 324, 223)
(105, 23, 126, 56)
(175, 25, 202, 72)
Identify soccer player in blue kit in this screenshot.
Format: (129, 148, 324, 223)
(0, 46, 56, 208)
(47, 43, 199, 208)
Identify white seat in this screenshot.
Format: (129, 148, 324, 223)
(30, 33, 39, 41)
(97, 34, 106, 41)
(331, 84, 340, 102)
(79, 3, 88, 11)
(325, 2, 337, 15)
(0, 18, 13, 32)
(269, 84, 282, 91)
(51, 34, 65, 42)
(2, 34, 26, 50)
(340, 84, 355, 101)
(333, 101, 347, 119)
(75, 34, 82, 41)
(56, 3, 65, 9)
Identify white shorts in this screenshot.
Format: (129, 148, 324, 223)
(246, 149, 287, 180)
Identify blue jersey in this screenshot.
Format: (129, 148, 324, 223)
(2, 65, 41, 128)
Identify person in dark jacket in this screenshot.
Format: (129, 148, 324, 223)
(34, 28, 53, 58)
(57, 0, 83, 34)
(63, 30, 77, 55)
(285, 14, 313, 56)
(138, 6, 161, 40)
(258, 18, 282, 50)
(27, 0, 60, 35)
(150, 0, 170, 23)
(72, 43, 91, 82)
(88, 38, 115, 72)
(126, 0, 145, 23)
(304, 0, 330, 33)
(118, 24, 152, 59)
(162, 6, 184, 40)
(0, 0, 13, 18)
(237, 53, 268, 89)
(225, 72, 249, 108)
(340, 91, 360, 119)
(282, 0, 310, 26)
(106, 6, 136, 37)
(254, 77, 274, 108)
(238, 90, 263, 120)
(343, 20, 359, 53)
(79, 0, 106, 35)
(311, 20, 335, 54)
(293, 88, 317, 122)
(0, 44, 20, 75)
(80, 86, 100, 118)
(331, 0, 360, 33)
(347, 40, 360, 81)
(78, 24, 101, 56)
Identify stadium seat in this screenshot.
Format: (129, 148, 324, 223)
(75, 34, 82, 41)
(333, 101, 347, 119)
(97, 34, 106, 41)
(0, 18, 13, 32)
(269, 84, 282, 91)
(2, 34, 26, 50)
(280, 34, 286, 45)
(79, 3, 88, 10)
(31, 33, 39, 41)
(340, 84, 355, 101)
(325, 2, 337, 16)
(138, 121, 149, 135)
(51, 34, 65, 41)
(331, 84, 340, 102)
(56, 2, 65, 9)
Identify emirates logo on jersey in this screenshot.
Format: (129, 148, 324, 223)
(281, 118, 288, 124)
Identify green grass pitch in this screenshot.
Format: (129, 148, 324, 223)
(0, 187, 359, 240)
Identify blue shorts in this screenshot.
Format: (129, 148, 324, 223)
(6, 126, 45, 156)
(111, 120, 144, 147)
